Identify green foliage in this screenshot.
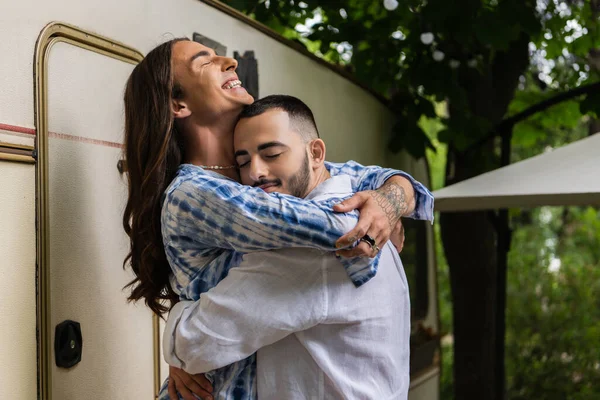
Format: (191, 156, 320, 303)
(440, 342, 454, 399)
(506, 205, 600, 399)
(580, 90, 600, 117)
(222, 0, 600, 158)
(502, 119, 600, 399)
(422, 113, 448, 191)
(510, 87, 583, 153)
(430, 105, 599, 399)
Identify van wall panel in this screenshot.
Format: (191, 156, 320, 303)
(48, 139, 154, 399)
(0, 162, 36, 400)
(47, 43, 134, 144)
(47, 43, 154, 399)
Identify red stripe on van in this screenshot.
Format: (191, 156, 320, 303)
(0, 123, 123, 149)
(0, 123, 35, 135)
(48, 132, 123, 149)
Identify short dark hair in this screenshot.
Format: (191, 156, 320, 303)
(237, 94, 320, 142)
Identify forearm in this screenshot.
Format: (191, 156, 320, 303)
(163, 300, 256, 373)
(165, 178, 359, 253)
(326, 160, 434, 222)
(389, 173, 434, 222)
(163, 255, 325, 374)
(376, 176, 416, 219)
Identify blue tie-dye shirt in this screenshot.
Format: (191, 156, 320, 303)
(158, 161, 434, 400)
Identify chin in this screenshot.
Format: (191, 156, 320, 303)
(241, 93, 254, 104)
(227, 97, 253, 113)
(227, 88, 254, 105)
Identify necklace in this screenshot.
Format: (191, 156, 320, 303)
(199, 164, 237, 170)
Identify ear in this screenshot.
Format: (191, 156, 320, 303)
(309, 139, 326, 167)
(171, 98, 191, 119)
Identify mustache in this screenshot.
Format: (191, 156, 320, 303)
(253, 178, 281, 188)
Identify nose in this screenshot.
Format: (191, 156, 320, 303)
(248, 157, 268, 183)
(217, 55, 238, 72)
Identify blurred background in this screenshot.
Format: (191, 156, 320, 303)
(217, 0, 600, 399)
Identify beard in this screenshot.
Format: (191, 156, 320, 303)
(287, 152, 311, 198)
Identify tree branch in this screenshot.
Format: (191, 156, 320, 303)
(464, 81, 600, 154)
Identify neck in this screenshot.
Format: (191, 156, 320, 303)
(305, 166, 331, 197)
(179, 113, 240, 181)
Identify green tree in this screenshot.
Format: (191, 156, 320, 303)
(219, 1, 600, 398)
(502, 120, 600, 399)
(506, 205, 600, 400)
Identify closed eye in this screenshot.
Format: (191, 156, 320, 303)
(266, 154, 282, 159)
(238, 160, 250, 168)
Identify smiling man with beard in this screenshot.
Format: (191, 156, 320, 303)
(163, 95, 412, 400)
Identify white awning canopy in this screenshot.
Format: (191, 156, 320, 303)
(433, 133, 600, 212)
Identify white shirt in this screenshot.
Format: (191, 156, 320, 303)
(163, 174, 411, 399)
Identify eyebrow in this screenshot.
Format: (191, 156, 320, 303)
(234, 149, 249, 158)
(258, 141, 288, 151)
(190, 50, 212, 63)
(234, 141, 288, 158)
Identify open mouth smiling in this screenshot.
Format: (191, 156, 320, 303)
(222, 79, 242, 89)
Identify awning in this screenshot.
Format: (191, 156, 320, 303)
(433, 133, 600, 212)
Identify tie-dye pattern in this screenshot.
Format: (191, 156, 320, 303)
(158, 161, 433, 400)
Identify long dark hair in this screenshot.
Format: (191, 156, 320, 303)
(122, 38, 188, 316)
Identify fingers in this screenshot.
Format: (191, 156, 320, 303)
(336, 221, 388, 258)
(337, 194, 394, 248)
(390, 220, 405, 253)
(333, 192, 368, 213)
(397, 240, 404, 253)
(182, 381, 212, 400)
(177, 384, 196, 400)
(192, 374, 214, 393)
(357, 217, 389, 254)
(371, 220, 391, 249)
(398, 223, 405, 253)
(336, 241, 373, 258)
(183, 374, 212, 400)
(336, 218, 369, 249)
(170, 375, 196, 400)
(168, 378, 178, 400)
(390, 222, 401, 252)
(170, 368, 211, 400)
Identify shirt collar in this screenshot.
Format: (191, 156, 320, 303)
(305, 174, 353, 201)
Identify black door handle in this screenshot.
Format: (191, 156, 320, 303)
(54, 320, 83, 368)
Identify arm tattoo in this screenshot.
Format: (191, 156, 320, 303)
(370, 183, 408, 228)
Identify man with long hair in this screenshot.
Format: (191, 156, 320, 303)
(122, 39, 433, 400)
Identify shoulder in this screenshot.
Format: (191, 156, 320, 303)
(164, 165, 216, 198)
(161, 166, 212, 232)
(325, 160, 361, 173)
(163, 165, 242, 212)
